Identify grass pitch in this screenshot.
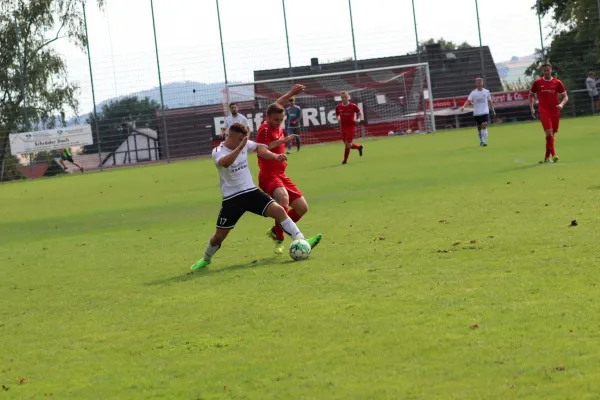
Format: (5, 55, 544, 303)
(2, 118, 600, 399)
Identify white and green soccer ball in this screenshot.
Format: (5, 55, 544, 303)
(289, 239, 311, 261)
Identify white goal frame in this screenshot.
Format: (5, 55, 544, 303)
(225, 62, 437, 133)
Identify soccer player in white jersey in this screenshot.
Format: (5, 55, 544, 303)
(190, 122, 322, 270)
(220, 103, 250, 138)
(461, 78, 496, 147)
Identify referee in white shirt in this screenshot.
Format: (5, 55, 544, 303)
(461, 77, 496, 147)
(220, 102, 250, 138)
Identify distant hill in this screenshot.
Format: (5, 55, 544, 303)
(496, 54, 537, 84)
(97, 81, 232, 110)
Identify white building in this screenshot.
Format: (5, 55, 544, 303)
(102, 126, 159, 167)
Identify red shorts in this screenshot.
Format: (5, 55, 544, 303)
(258, 172, 303, 203)
(341, 128, 356, 143)
(540, 114, 560, 133)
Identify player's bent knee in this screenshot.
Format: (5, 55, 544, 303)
(265, 202, 287, 222)
(291, 197, 308, 215)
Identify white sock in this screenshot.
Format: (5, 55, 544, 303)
(478, 130, 483, 141)
(482, 129, 488, 143)
(204, 240, 221, 261)
(279, 218, 304, 240)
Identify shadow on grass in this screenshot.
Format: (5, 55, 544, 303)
(495, 163, 541, 173)
(145, 257, 293, 286)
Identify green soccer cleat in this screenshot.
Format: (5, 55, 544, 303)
(306, 233, 322, 250)
(190, 258, 211, 270)
(539, 158, 551, 164)
(552, 156, 559, 163)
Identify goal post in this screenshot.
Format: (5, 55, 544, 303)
(224, 63, 436, 144)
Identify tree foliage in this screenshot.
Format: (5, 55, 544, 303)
(526, 0, 600, 91)
(419, 38, 474, 53)
(83, 96, 160, 155)
(0, 0, 104, 181)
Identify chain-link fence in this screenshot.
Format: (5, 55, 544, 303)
(1, 0, 599, 181)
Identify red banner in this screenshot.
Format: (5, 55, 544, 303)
(433, 90, 530, 110)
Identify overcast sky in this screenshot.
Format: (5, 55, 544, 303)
(52, 0, 551, 114)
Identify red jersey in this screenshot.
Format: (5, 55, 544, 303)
(336, 102, 361, 128)
(255, 121, 286, 174)
(530, 77, 566, 117)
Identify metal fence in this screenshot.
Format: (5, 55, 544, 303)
(1, 0, 599, 180)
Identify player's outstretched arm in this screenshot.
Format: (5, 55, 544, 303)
(276, 84, 305, 106)
(218, 138, 248, 168)
(256, 145, 287, 162)
(460, 99, 472, 111)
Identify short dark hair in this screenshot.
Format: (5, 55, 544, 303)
(229, 102, 237, 108)
(229, 122, 248, 136)
(267, 103, 285, 116)
(541, 62, 552, 69)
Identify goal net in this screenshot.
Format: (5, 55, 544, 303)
(224, 63, 435, 145)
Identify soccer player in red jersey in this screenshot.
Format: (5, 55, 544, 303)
(256, 84, 321, 255)
(336, 91, 364, 164)
(529, 62, 569, 163)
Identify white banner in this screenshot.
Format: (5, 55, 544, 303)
(9, 125, 94, 155)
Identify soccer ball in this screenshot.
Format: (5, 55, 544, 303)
(289, 239, 311, 261)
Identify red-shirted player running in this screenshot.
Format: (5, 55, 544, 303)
(336, 91, 364, 164)
(529, 62, 569, 164)
(256, 84, 321, 255)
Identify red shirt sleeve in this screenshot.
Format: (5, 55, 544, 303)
(335, 104, 341, 116)
(530, 80, 538, 94)
(353, 103, 361, 114)
(557, 80, 566, 93)
(256, 124, 270, 145)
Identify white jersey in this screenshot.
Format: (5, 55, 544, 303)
(212, 140, 263, 199)
(586, 77, 598, 97)
(223, 114, 249, 130)
(468, 89, 492, 116)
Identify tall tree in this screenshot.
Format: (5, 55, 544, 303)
(419, 38, 473, 53)
(526, 0, 600, 92)
(0, 0, 104, 181)
(83, 96, 160, 155)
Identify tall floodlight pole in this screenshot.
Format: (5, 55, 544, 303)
(216, 0, 228, 84)
(282, 0, 292, 76)
(474, 0, 486, 84)
(411, 0, 420, 63)
(150, 0, 171, 162)
(537, 0, 546, 61)
(348, 0, 358, 66)
(83, 2, 104, 171)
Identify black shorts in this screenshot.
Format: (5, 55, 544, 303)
(62, 156, 74, 163)
(593, 95, 599, 102)
(216, 188, 275, 229)
(474, 114, 489, 126)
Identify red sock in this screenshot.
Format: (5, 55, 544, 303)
(351, 143, 361, 150)
(344, 148, 350, 162)
(549, 135, 556, 156)
(273, 225, 285, 241)
(545, 136, 551, 159)
(288, 209, 302, 222)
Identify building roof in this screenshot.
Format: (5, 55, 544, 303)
(254, 44, 503, 99)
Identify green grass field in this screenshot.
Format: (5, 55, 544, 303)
(2, 118, 600, 399)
